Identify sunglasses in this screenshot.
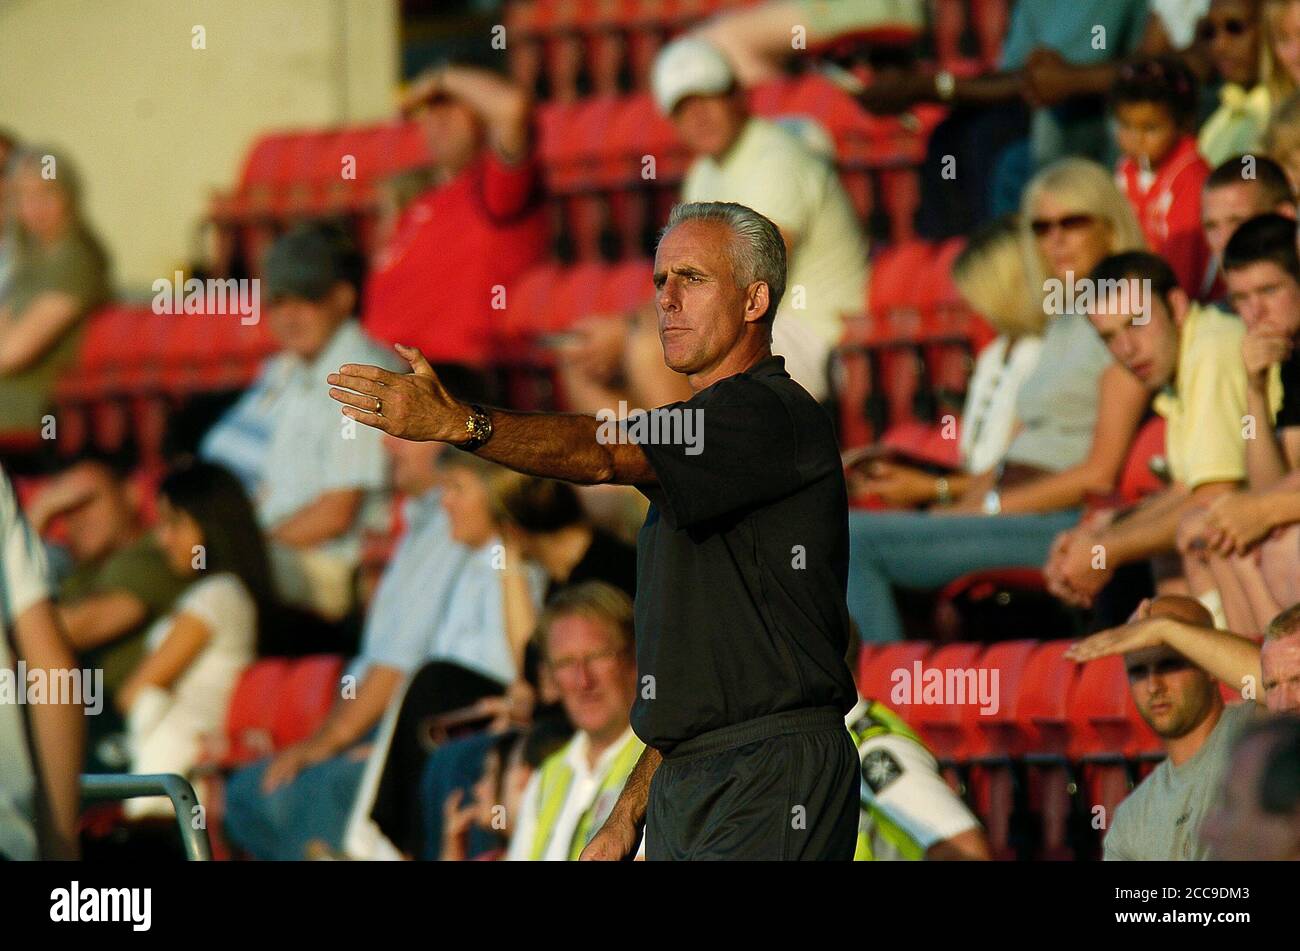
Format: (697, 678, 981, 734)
(1197, 18, 1250, 42)
(1030, 213, 1095, 237)
(1126, 656, 1194, 682)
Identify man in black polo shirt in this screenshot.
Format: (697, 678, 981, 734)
(327, 200, 860, 860)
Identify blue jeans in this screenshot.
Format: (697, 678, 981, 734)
(224, 751, 367, 861)
(847, 509, 1081, 642)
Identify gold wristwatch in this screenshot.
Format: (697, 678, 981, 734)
(460, 403, 493, 452)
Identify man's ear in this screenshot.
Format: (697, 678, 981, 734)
(1168, 286, 1192, 327)
(330, 281, 357, 317)
(744, 281, 771, 324)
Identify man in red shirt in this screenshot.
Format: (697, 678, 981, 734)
(364, 64, 548, 370)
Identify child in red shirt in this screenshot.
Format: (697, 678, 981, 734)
(1113, 57, 1213, 299)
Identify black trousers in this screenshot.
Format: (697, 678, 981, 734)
(645, 707, 858, 861)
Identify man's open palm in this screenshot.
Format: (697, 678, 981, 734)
(328, 343, 466, 442)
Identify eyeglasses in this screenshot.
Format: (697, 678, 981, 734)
(548, 647, 623, 680)
(1126, 656, 1194, 682)
(1197, 18, 1250, 42)
(1030, 213, 1096, 237)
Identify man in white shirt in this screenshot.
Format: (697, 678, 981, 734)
(240, 225, 398, 619)
(0, 466, 83, 859)
(507, 581, 643, 861)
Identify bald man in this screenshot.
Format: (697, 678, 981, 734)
(1073, 596, 1259, 860)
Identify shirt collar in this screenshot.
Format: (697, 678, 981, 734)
(566, 726, 638, 779)
(288, 318, 363, 382)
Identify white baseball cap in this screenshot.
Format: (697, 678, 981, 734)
(651, 36, 737, 116)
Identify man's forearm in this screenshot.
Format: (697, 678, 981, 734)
(1245, 386, 1287, 490)
(609, 746, 662, 829)
(1097, 487, 1191, 565)
(473, 408, 656, 486)
(1162, 620, 1263, 698)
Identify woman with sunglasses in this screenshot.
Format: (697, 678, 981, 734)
(1198, 0, 1270, 165)
(846, 158, 1152, 643)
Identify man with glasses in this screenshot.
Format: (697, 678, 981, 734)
(1098, 596, 1258, 860)
(506, 582, 644, 861)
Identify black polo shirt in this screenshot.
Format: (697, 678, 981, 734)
(1277, 344, 1300, 431)
(628, 355, 857, 752)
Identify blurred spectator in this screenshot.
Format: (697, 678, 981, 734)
(343, 449, 546, 859)
(1202, 712, 1300, 858)
(1200, 153, 1296, 298)
(118, 462, 273, 819)
(845, 697, 991, 860)
(653, 36, 867, 403)
(1112, 57, 1213, 297)
(364, 63, 546, 371)
(1045, 251, 1261, 609)
(847, 159, 1150, 642)
(846, 215, 1045, 507)
(25, 455, 188, 767)
(371, 167, 437, 261)
(224, 431, 483, 861)
(1100, 595, 1257, 859)
(1262, 603, 1300, 711)
(0, 464, 83, 859)
(204, 224, 396, 620)
(1264, 91, 1300, 191)
(1197, 0, 1269, 166)
(506, 582, 643, 861)
(1177, 214, 1298, 631)
(0, 147, 110, 449)
(1261, 0, 1300, 103)
(694, 0, 926, 84)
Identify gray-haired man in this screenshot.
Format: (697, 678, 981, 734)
(327, 201, 860, 860)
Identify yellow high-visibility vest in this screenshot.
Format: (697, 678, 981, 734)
(848, 700, 928, 861)
(529, 731, 644, 861)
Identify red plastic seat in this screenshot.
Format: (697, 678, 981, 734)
(908, 642, 986, 763)
(271, 655, 347, 749)
(219, 658, 291, 766)
(857, 640, 933, 711)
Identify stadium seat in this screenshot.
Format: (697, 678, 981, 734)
(857, 640, 933, 712)
(271, 655, 347, 750)
(908, 641, 986, 765)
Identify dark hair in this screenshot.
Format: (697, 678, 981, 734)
(1112, 57, 1199, 128)
(1221, 213, 1300, 282)
(1087, 251, 1182, 315)
(1236, 715, 1300, 815)
(490, 472, 585, 533)
(159, 460, 277, 652)
(1206, 154, 1295, 208)
(521, 715, 576, 769)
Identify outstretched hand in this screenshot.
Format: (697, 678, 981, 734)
(327, 344, 469, 443)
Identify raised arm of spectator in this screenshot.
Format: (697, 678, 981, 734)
(1242, 332, 1300, 489)
(1067, 607, 1263, 701)
(433, 66, 532, 165)
(993, 363, 1151, 514)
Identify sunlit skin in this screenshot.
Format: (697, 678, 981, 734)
(1225, 260, 1300, 337)
(1202, 733, 1300, 859)
(1087, 289, 1185, 390)
(1114, 101, 1181, 170)
(545, 613, 638, 746)
(1269, 0, 1300, 87)
(12, 164, 72, 246)
(651, 218, 773, 390)
(669, 92, 747, 161)
(1205, 0, 1261, 88)
(1125, 645, 1222, 755)
(266, 283, 354, 362)
(1202, 182, 1275, 262)
(1261, 633, 1300, 712)
(153, 497, 204, 579)
(1032, 192, 1115, 283)
(440, 467, 495, 547)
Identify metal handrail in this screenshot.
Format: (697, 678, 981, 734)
(81, 773, 212, 861)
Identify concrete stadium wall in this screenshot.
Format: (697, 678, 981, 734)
(0, 0, 399, 292)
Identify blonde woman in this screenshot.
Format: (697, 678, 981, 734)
(1261, 0, 1300, 101)
(846, 158, 1153, 642)
(0, 148, 110, 441)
